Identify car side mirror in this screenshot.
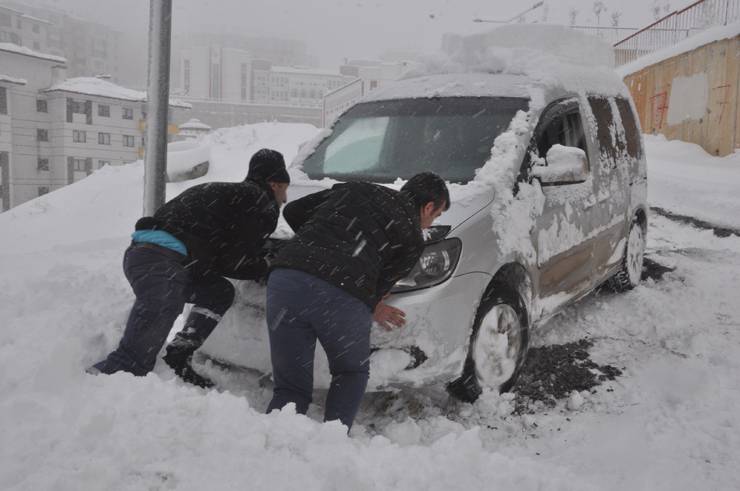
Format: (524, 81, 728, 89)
(531, 145, 589, 185)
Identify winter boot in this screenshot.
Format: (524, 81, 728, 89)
(163, 340, 215, 389)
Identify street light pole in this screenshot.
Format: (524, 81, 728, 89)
(143, 0, 172, 216)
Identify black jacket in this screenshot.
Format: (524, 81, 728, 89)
(272, 182, 425, 308)
(135, 179, 279, 280)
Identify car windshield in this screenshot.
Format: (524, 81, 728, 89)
(302, 96, 529, 183)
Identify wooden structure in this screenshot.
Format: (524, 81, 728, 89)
(623, 35, 740, 156)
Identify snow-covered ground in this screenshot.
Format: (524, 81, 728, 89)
(1, 123, 740, 490)
(645, 134, 740, 231)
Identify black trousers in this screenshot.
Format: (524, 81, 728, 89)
(93, 244, 234, 376)
(266, 268, 372, 430)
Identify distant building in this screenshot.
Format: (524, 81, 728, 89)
(323, 60, 417, 126)
(0, 43, 188, 212)
(251, 62, 354, 107)
(180, 45, 252, 103)
(0, 5, 50, 52)
(1, 2, 122, 81)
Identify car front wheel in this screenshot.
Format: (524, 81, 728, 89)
(611, 219, 646, 291)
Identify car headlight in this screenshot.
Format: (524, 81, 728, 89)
(392, 238, 462, 293)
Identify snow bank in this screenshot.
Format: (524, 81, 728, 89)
(618, 21, 740, 76)
(0, 122, 320, 255)
(645, 134, 740, 229)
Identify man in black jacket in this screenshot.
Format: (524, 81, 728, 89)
(91, 148, 290, 387)
(266, 172, 449, 429)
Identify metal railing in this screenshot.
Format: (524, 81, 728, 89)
(614, 0, 740, 66)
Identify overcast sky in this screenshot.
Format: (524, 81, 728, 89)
(42, 0, 691, 66)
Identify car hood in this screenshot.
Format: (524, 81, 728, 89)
(284, 177, 494, 232)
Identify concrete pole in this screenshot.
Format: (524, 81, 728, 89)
(143, 0, 172, 215)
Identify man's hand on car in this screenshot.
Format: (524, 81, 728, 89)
(373, 301, 406, 331)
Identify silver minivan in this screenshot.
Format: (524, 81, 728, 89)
(202, 70, 648, 401)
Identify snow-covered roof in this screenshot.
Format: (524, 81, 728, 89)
(0, 42, 66, 64)
(271, 66, 345, 77)
(43, 77, 192, 109)
(618, 21, 740, 77)
(179, 118, 211, 131)
(0, 74, 27, 85)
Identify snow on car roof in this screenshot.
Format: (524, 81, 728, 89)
(363, 24, 629, 104)
(363, 73, 533, 102)
(43, 77, 192, 109)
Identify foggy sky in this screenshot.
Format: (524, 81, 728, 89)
(38, 0, 691, 66)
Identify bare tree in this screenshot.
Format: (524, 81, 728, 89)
(541, 4, 550, 23)
(652, 0, 663, 20)
(569, 7, 578, 26)
(593, 1, 607, 26)
(611, 10, 622, 28)
(663, 2, 672, 15)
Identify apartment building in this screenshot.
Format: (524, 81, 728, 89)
(0, 5, 50, 52)
(252, 63, 354, 107)
(0, 43, 188, 212)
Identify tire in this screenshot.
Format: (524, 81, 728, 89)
(610, 219, 646, 292)
(447, 287, 529, 403)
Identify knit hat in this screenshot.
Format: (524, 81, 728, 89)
(246, 148, 290, 183)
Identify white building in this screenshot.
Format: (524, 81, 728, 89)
(0, 43, 189, 211)
(180, 46, 252, 103)
(252, 63, 355, 107)
(322, 60, 417, 127)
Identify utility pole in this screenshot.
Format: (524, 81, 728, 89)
(143, 0, 172, 216)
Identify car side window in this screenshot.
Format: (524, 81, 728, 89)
(535, 105, 589, 162)
(615, 98, 642, 159)
(587, 97, 619, 170)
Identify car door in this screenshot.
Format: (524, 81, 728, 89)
(586, 96, 633, 282)
(524, 98, 600, 304)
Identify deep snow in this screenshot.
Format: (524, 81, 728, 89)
(1, 123, 740, 490)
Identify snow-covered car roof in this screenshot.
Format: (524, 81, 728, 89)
(362, 73, 533, 102)
(361, 24, 630, 105)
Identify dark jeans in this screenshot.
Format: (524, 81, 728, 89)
(93, 244, 235, 376)
(266, 268, 372, 429)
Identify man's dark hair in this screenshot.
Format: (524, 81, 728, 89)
(400, 172, 450, 212)
(246, 148, 290, 184)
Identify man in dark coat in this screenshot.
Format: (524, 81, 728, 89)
(90, 148, 290, 387)
(266, 172, 450, 429)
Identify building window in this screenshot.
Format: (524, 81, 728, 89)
(38, 186, 49, 196)
(36, 99, 48, 113)
(33, 42, 40, 51)
(122, 107, 134, 120)
(123, 135, 135, 147)
(98, 104, 110, 117)
(0, 13, 11, 27)
(98, 160, 110, 169)
(73, 130, 87, 143)
(0, 87, 7, 115)
(37, 158, 50, 171)
(73, 158, 86, 171)
(32, 23, 40, 34)
(37, 129, 48, 142)
(98, 132, 111, 145)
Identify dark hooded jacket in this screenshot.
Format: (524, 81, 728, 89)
(135, 149, 288, 280)
(271, 182, 425, 308)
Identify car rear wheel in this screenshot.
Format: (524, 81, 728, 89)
(611, 220, 645, 292)
(447, 288, 529, 402)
